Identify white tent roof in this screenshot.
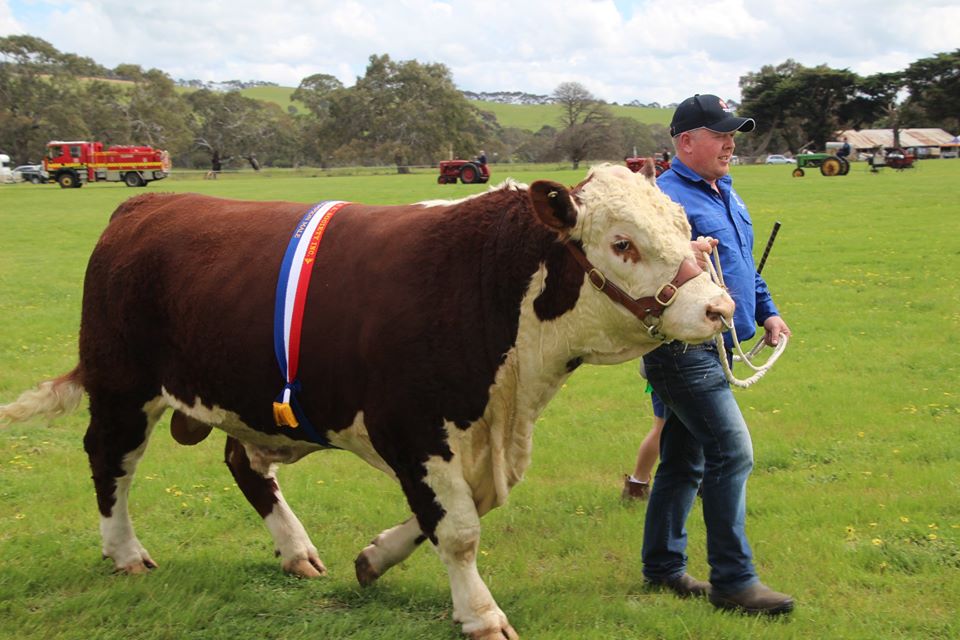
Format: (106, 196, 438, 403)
(838, 128, 957, 149)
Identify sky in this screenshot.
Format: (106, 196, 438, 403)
(1, 0, 958, 105)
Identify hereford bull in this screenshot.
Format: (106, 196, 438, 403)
(1, 164, 733, 639)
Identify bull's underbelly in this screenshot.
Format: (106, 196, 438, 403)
(157, 356, 550, 515)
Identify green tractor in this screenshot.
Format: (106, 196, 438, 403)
(791, 153, 850, 177)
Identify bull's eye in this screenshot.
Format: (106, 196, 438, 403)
(612, 238, 642, 263)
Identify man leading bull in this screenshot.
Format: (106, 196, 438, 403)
(639, 94, 794, 615)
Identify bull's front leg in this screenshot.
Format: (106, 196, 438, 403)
(420, 457, 519, 640)
(224, 437, 326, 577)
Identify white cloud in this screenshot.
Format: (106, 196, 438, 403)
(1, 0, 957, 104)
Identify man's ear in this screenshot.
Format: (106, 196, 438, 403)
(529, 180, 577, 234)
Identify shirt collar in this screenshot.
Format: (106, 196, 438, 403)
(669, 157, 733, 191)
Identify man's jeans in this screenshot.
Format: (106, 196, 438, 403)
(641, 341, 758, 593)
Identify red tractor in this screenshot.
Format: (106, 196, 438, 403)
(625, 156, 671, 177)
(438, 159, 490, 184)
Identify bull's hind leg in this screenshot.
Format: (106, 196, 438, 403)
(355, 516, 427, 586)
(83, 391, 164, 573)
(223, 437, 326, 577)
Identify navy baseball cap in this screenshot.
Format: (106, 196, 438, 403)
(670, 94, 755, 137)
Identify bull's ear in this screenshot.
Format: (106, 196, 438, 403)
(529, 180, 577, 233)
(639, 157, 656, 183)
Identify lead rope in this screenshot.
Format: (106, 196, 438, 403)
(701, 245, 788, 388)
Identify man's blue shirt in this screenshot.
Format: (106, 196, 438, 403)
(657, 157, 778, 343)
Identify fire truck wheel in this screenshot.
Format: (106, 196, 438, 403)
(124, 172, 145, 187)
(57, 172, 77, 189)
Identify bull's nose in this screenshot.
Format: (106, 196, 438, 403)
(706, 293, 735, 325)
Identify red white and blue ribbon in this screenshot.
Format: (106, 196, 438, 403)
(273, 200, 348, 432)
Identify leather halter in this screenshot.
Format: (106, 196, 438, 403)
(564, 241, 704, 340)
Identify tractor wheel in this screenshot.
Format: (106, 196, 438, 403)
(820, 157, 842, 176)
(792, 168, 805, 178)
(839, 157, 850, 175)
(57, 172, 78, 189)
(124, 172, 145, 187)
(459, 163, 479, 184)
(438, 175, 446, 184)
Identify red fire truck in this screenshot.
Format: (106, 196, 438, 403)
(43, 140, 171, 188)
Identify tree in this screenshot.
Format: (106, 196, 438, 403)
(901, 50, 960, 131)
(291, 73, 343, 118)
(186, 89, 299, 169)
(552, 82, 613, 168)
(112, 68, 193, 152)
(321, 54, 484, 171)
(740, 61, 865, 154)
(0, 35, 88, 162)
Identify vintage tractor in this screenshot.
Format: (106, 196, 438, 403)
(625, 156, 671, 177)
(438, 160, 490, 184)
(791, 153, 849, 177)
(884, 149, 916, 171)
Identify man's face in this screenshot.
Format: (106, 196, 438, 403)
(680, 128, 737, 183)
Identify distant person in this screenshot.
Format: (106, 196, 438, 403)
(661, 147, 671, 163)
(477, 150, 487, 165)
(870, 145, 886, 172)
(837, 137, 851, 159)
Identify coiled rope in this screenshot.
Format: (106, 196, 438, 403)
(702, 244, 788, 388)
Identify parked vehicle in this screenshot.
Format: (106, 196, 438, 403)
(765, 154, 795, 165)
(437, 159, 490, 184)
(12, 164, 48, 184)
(792, 153, 850, 177)
(44, 140, 171, 188)
(0, 153, 11, 183)
(624, 156, 671, 177)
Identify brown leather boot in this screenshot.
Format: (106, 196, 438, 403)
(648, 573, 711, 598)
(710, 582, 794, 615)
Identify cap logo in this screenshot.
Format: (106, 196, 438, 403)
(718, 99, 732, 113)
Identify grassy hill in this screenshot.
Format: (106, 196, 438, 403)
(239, 85, 306, 113)
(234, 86, 672, 131)
(473, 100, 672, 131)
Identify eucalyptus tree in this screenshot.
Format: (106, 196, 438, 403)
(552, 81, 613, 169)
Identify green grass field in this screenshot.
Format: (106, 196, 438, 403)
(1, 160, 958, 639)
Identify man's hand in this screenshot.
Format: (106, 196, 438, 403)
(762, 315, 791, 347)
(691, 237, 718, 270)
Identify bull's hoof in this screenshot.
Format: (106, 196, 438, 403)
(108, 551, 158, 574)
(469, 625, 518, 640)
(354, 549, 381, 587)
(283, 554, 327, 578)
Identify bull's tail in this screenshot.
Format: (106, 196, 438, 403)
(0, 367, 85, 424)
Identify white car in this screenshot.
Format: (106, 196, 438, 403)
(12, 164, 48, 184)
(765, 154, 795, 165)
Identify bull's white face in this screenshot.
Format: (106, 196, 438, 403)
(567, 164, 733, 360)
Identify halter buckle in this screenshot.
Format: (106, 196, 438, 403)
(654, 282, 678, 307)
(587, 268, 607, 291)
